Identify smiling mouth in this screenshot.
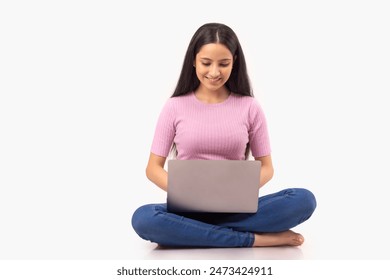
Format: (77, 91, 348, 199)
(206, 77, 221, 82)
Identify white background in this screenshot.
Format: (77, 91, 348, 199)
(1, 0, 390, 261)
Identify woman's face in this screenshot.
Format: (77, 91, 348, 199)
(194, 43, 234, 92)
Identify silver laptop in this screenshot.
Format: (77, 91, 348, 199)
(167, 160, 261, 213)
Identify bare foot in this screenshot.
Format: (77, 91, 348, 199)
(252, 230, 304, 247)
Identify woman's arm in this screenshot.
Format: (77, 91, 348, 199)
(254, 155, 274, 188)
(145, 152, 168, 192)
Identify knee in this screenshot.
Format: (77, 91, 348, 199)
(290, 188, 317, 216)
(287, 188, 317, 218)
(131, 204, 157, 237)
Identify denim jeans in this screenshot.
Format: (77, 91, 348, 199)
(131, 188, 316, 247)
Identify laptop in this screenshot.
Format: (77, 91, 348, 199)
(167, 160, 261, 213)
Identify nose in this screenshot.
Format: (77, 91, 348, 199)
(209, 64, 220, 77)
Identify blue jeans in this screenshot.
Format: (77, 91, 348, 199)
(131, 188, 316, 247)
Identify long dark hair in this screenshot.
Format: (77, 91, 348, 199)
(171, 23, 253, 98)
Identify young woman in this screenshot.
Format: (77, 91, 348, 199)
(132, 23, 316, 247)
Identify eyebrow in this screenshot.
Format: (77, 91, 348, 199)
(199, 57, 232, 62)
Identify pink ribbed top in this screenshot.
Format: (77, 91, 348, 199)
(151, 92, 271, 160)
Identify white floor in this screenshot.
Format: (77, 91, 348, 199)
(136, 243, 306, 260)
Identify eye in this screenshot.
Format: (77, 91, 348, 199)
(202, 63, 211, 66)
(220, 64, 230, 67)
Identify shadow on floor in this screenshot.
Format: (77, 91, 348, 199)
(144, 244, 304, 260)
